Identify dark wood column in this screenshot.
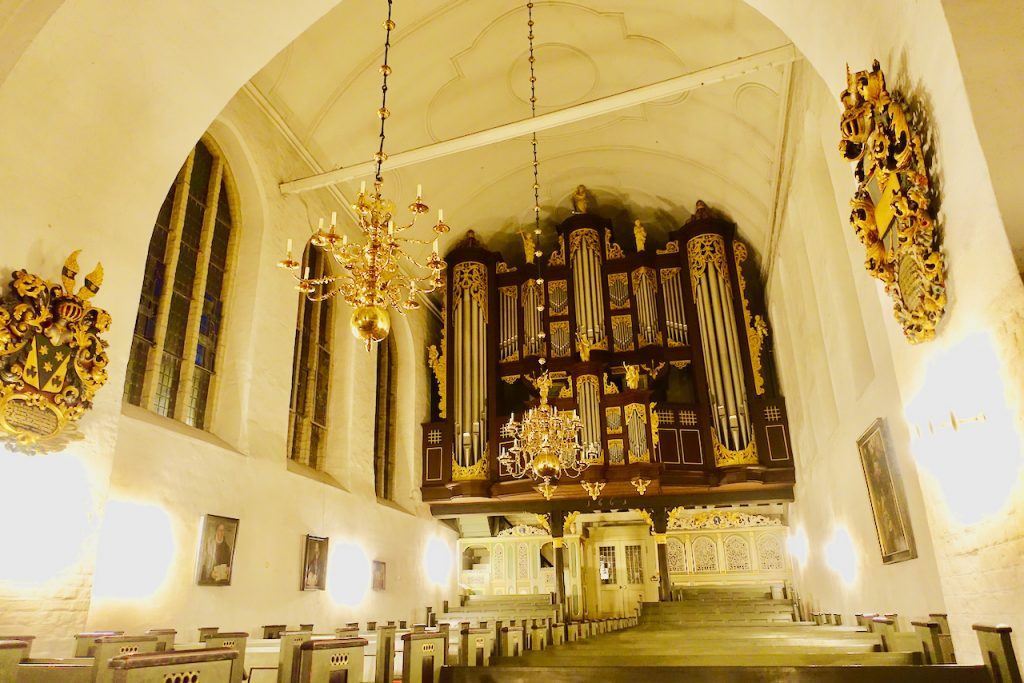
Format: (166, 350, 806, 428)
(550, 510, 567, 621)
(652, 507, 672, 602)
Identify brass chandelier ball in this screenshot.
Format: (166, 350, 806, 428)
(530, 448, 561, 480)
(350, 304, 391, 349)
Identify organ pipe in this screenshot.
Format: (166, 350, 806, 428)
(452, 261, 488, 469)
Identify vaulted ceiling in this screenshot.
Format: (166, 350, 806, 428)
(251, 0, 793, 262)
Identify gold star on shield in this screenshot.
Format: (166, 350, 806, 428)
(38, 344, 50, 356)
(54, 351, 66, 361)
(42, 361, 54, 373)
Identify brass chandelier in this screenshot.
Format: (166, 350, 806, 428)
(500, 374, 597, 500)
(278, 0, 447, 351)
(497, 4, 595, 501)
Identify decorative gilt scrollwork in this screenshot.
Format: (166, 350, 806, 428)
(576, 374, 599, 395)
(0, 251, 111, 453)
(569, 229, 600, 258)
(649, 402, 659, 449)
(604, 228, 625, 260)
(427, 345, 446, 418)
(602, 373, 619, 394)
(839, 60, 946, 344)
(734, 241, 768, 395)
(452, 455, 488, 481)
(563, 510, 581, 535)
(452, 262, 488, 322)
(500, 375, 520, 385)
(712, 432, 758, 468)
(547, 235, 566, 266)
(534, 513, 551, 533)
(656, 240, 680, 255)
(495, 262, 517, 274)
(686, 233, 730, 294)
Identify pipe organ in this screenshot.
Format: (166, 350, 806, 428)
(422, 193, 795, 502)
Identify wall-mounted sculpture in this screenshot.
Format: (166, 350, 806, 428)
(839, 60, 946, 344)
(0, 251, 111, 452)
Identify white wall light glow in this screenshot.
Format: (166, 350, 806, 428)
(424, 536, 452, 585)
(787, 527, 809, 568)
(824, 527, 858, 585)
(92, 500, 175, 600)
(327, 542, 370, 607)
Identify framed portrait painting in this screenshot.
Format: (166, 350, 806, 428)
(372, 560, 386, 592)
(196, 514, 239, 586)
(857, 418, 917, 564)
(302, 535, 329, 591)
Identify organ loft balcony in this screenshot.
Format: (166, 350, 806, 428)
(422, 192, 795, 514)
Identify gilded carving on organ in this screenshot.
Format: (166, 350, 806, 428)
(633, 220, 647, 252)
(0, 251, 111, 453)
(734, 241, 768, 395)
(452, 261, 489, 321)
(571, 184, 589, 214)
(686, 233, 730, 293)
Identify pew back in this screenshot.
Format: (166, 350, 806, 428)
(74, 631, 124, 657)
(974, 624, 1023, 683)
(144, 630, 176, 653)
(375, 624, 397, 683)
(277, 631, 312, 683)
(402, 632, 445, 683)
(108, 647, 237, 683)
(93, 636, 161, 683)
(0, 641, 27, 683)
(297, 637, 367, 683)
(203, 632, 248, 683)
(458, 629, 491, 667)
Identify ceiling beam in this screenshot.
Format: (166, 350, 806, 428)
(280, 43, 801, 195)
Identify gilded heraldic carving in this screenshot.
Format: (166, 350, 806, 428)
(839, 60, 946, 344)
(0, 251, 111, 453)
(452, 262, 488, 322)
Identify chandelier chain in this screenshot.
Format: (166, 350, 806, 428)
(528, 2, 541, 237)
(376, 0, 395, 182)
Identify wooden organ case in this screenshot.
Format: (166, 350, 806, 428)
(422, 198, 795, 502)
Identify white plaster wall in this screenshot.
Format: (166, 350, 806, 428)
(751, 0, 1024, 663)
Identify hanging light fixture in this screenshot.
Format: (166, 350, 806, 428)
(278, 0, 448, 351)
(499, 373, 597, 499)
(497, 4, 596, 501)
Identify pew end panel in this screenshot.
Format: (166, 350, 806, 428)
(402, 632, 446, 683)
(108, 647, 237, 683)
(297, 637, 367, 683)
(974, 624, 1023, 683)
(0, 641, 28, 683)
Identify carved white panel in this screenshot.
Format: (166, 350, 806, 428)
(692, 536, 718, 573)
(492, 543, 506, 580)
(667, 537, 687, 573)
(724, 535, 752, 572)
(756, 533, 785, 571)
(516, 542, 530, 580)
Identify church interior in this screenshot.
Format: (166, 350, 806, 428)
(1, 0, 1023, 681)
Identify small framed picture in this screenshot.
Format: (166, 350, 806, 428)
(196, 514, 239, 586)
(857, 418, 917, 564)
(372, 560, 386, 592)
(303, 535, 329, 591)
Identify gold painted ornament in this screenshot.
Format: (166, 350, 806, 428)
(0, 251, 111, 453)
(349, 304, 390, 350)
(839, 60, 946, 343)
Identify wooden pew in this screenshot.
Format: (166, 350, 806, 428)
(296, 637, 366, 683)
(439, 665, 991, 682)
(18, 635, 158, 683)
(93, 636, 160, 683)
(262, 625, 287, 640)
(499, 626, 524, 658)
(107, 647, 237, 683)
(374, 624, 397, 683)
(929, 613, 957, 663)
(199, 627, 220, 641)
(402, 631, 446, 683)
(458, 628, 491, 667)
(203, 632, 248, 683)
(0, 635, 33, 658)
(74, 631, 125, 657)
(246, 630, 311, 683)
(143, 630, 176, 652)
(974, 623, 1023, 683)
(0, 640, 27, 683)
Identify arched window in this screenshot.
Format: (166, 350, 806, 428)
(123, 138, 236, 430)
(287, 246, 334, 470)
(374, 336, 396, 499)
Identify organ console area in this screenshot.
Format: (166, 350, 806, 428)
(422, 190, 795, 504)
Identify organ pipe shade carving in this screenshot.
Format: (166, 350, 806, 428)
(687, 234, 751, 453)
(522, 279, 545, 357)
(575, 374, 602, 462)
(452, 261, 488, 476)
(569, 229, 606, 345)
(631, 267, 660, 346)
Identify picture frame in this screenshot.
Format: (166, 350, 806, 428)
(857, 418, 917, 564)
(372, 560, 386, 592)
(196, 514, 240, 586)
(302, 535, 329, 591)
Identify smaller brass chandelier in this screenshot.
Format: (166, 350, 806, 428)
(499, 373, 597, 500)
(278, 0, 447, 351)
